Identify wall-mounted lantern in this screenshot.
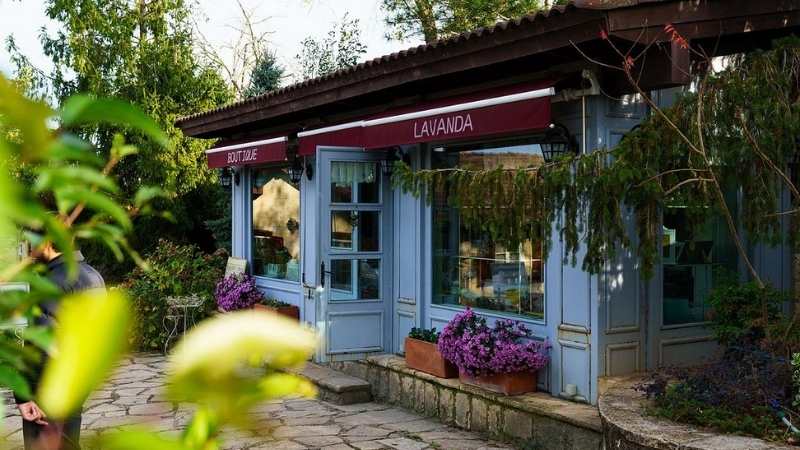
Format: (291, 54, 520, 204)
(219, 167, 232, 188)
(287, 155, 304, 185)
(381, 147, 404, 177)
(541, 123, 578, 163)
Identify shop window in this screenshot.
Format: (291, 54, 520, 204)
(431, 144, 545, 320)
(661, 191, 738, 326)
(251, 168, 300, 282)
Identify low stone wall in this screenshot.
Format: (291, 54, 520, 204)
(331, 355, 602, 450)
(599, 376, 794, 450)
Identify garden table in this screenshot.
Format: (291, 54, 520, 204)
(162, 294, 203, 353)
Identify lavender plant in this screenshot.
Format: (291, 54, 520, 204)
(438, 308, 550, 377)
(215, 274, 263, 311)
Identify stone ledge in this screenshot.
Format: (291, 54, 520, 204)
(331, 355, 602, 450)
(365, 354, 601, 433)
(599, 375, 794, 450)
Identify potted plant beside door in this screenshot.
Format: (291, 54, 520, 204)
(438, 308, 550, 395)
(404, 327, 458, 378)
(214, 274, 262, 312)
(254, 297, 300, 321)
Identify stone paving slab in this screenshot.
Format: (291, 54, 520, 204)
(2, 354, 516, 450)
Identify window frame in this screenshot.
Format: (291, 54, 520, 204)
(247, 164, 302, 285)
(426, 137, 549, 324)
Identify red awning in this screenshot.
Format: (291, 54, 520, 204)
(298, 81, 554, 155)
(206, 136, 288, 168)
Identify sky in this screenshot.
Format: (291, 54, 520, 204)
(0, 0, 421, 82)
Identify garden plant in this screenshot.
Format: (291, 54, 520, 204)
(0, 74, 317, 450)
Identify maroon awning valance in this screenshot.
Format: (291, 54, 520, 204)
(206, 136, 288, 168)
(298, 81, 555, 155)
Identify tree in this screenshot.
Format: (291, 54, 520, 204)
(295, 13, 367, 80)
(381, 0, 554, 44)
(244, 51, 284, 98)
(7, 0, 234, 279)
(194, 0, 283, 100)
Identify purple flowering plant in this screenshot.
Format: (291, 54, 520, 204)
(438, 308, 550, 377)
(214, 273, 263, 311)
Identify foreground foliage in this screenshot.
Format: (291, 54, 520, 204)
(0, 75, 317, 449)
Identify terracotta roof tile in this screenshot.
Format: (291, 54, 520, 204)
(176, 2, 581, 125)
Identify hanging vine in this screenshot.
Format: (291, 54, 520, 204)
(392, 36, 800, 281)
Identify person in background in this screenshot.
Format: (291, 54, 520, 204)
(15, 242, 105, 450)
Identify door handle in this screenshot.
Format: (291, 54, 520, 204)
(319, 261, 333, 288)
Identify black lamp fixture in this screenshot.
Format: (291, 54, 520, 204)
(380, 148, 402, 177)
(219, 167, 233, 188)
(305, 158, 314, 181)
(541, 123, 578, 163)
(287, 155, 304, 185)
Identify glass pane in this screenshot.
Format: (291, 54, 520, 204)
(330, 161, 379, 204)
(331, 211, 354, 249)
(252, 168, 301, 281)
(330, 211, 380, 251)
(662, 191, 738, 325)
(331, 259, 352, 294)
(358, 211, 380, 251)
(431, 144, 545, 320)
(330, 259, 381, 301)
(358, 165, 380, 203)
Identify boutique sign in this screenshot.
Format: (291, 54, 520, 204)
(412, 114, 474, 140)
(206, 137, 288, 169)
(362, 95, 551, 149)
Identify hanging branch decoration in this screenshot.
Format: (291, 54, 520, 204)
(393, 35, 800, 282)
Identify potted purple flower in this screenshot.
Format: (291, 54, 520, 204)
(214, 274, 263, 312)
(438, 308, 550, 395)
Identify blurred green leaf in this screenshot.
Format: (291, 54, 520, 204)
(0, 366, 31, 400)
(35, 166, 118, 194)
(60, 96, 168, 147)
(43, 215, 77, 279)
(54, 186, 132, 230)
(134, 186, 167, 208)
(182, 407, 218, 450)
(22, 326, 53, 353)
(98, 429, 188, 450)
(47, 135, 104, 167)
(38, 290, 131, 419)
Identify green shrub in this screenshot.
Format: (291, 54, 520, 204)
(706, 278, 785, 347)
(408, 327, 440, 344)
(123, 239, 227, 351)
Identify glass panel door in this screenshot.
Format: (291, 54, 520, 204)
(320, 151, 391, 359)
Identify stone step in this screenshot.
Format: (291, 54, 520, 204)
(289, 362, 373, 405)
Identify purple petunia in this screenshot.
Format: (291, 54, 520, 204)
(438, 308, 550, 377)
(215, 274, 262, 311)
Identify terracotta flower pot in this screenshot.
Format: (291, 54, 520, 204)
(253, 303, 300, 321)
(404, 337, 458, 378)
(459, 370, 538, 396)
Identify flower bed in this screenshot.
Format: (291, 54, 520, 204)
(437, 308, 549, 395)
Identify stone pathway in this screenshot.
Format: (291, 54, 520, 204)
(3, 354, 515, 450)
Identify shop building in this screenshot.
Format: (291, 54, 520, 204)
(177, 0, 800, 404)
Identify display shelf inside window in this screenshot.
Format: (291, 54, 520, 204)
(251, 168, 301, 282)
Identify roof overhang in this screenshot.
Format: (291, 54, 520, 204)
(177, 0, 800, 140)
